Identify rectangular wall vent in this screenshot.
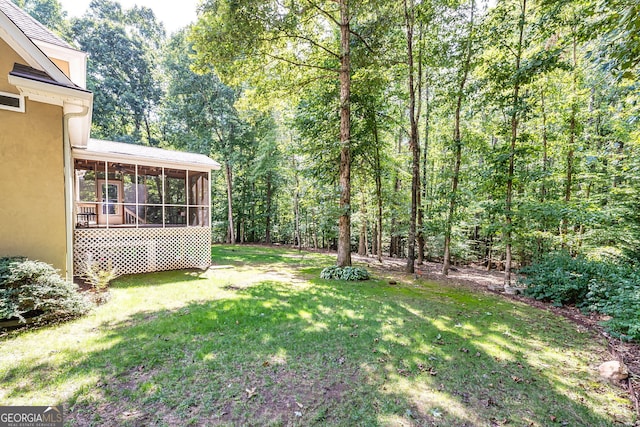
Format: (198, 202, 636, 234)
(0, 91, 24, 113)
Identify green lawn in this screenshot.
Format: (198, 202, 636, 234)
(0, 245, 635, 426)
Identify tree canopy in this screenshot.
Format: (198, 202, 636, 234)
(16, 0, 640, 282)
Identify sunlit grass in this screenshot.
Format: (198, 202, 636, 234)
(0, 244, 635, 426)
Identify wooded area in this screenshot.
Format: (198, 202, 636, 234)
(18, 0, 640, 279)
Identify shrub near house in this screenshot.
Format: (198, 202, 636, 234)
(0, 257, 91, 325)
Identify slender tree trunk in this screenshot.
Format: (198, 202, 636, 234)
(443, 0, 475, 276)
(265, 174, 272, 244)
(420, 86, 430, 261)
(504, 0, 527, 288)
(374, 132, 383, 263)
(562, 33, 578, 251)
(390, 132, 402, 258)
(536, 85, 549, 257)
(416, 24, 425, 265)
(540, 87, 549, 201)
(404, 0, 420, 274)
(337, 0, 352, 267)
(144, 114, 153, 145)
(372, 222, 378, 256)
(294, 172, 301, 249)
(225, 161, 235, 244)
(358, 195, 367, 255)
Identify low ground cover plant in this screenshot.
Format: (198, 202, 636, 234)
(81, 259, 119, 304)
(320, 265, 369, 280)
(0, 257, 91, 324)
(519, 251, 640, 340)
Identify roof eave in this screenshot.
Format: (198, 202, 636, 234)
(8, 73, 92, 106)
(72, 146, 221, 172)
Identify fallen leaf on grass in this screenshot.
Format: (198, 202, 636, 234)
(511, 376, 523, 383)
(459, 347, 469, 353)
(296, 402, 304, 409)
(246, 387, 257, 399)
(483, 397, 496, 407)
(397, 368, 411, 377)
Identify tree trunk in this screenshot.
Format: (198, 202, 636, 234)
(358, 196, 367, 255)
(294, 176, 301, 249)
(540, 87, 549, 202)
(374, 122, 384, 263)
(504, 0, 527, 288)
(404, 0, 420, 274)
(225, 161, 235, 244)
(265, 174, 272, 244)
(336, 0, 352, 267)
(562, 33, 578, 251)
(443, 0, 474, 276)
(420, 86, 430, 262)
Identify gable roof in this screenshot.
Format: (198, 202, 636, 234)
(74, 139, 221, 172)
(0, 0, 71, 49)
(0, 0, 77, 87)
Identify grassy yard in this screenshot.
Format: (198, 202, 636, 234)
(0, 245, 635, 426)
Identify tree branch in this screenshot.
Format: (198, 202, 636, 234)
(259, 32, 339, 59)
(303, 0, 341, 28)
(264, 52, 339, 73)
(349, 28, 375, 55)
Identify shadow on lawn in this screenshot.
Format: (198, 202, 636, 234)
(4, 272, 627, 426)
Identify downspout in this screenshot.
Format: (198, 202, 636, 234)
(63, 106, 89, 281)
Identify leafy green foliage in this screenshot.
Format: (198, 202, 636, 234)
(71, 0, 165, 145)
(81, 260, 119, 303)
(0, 257, 92, 324)
(520, 252, 640, 340)
(12, 0, 70, 40)
(320, 266, 369, 281)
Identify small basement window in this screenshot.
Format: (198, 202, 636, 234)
(0, 91, 24, 113)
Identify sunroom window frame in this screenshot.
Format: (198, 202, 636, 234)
(74, 158, 211, 229)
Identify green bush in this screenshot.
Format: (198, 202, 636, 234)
(320, 266, 370, 281)
(0, 257, 92, 324)
(519, 252, 640, 341)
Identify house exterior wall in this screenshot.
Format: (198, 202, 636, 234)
(50, 57, 70, 78)
(0, 38, 67, 273)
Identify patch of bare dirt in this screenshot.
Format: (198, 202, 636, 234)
(353, 252, 640, 417)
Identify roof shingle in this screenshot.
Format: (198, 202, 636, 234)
(0, 0, 72, 49)
(80, 139, 221, 170)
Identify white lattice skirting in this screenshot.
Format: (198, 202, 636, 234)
(74, 227, 211, 276)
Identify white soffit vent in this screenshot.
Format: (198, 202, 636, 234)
(0, 90, 24, 112)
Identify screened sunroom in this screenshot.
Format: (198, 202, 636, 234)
(72, 139, 220, 275)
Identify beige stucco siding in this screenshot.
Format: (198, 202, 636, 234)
(50, 57, 70, 78)
(0, 38, 20, 93)
(0, 38, 67, 272)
